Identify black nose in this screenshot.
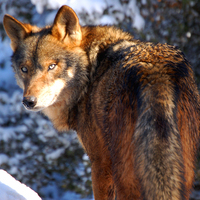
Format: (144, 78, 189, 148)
(22, 96, 37, 109)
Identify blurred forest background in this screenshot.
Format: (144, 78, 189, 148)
(0, 0, 200, 199)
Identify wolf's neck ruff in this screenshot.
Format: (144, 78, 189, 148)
(80, 26, 133, 81)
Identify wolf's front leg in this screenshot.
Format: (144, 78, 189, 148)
(91, 161, 115, 200)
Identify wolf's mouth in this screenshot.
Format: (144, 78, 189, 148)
(22, 96, 43, 112)
(22, 102, 43, 112)
(22, 96, 37, 109)
(22, 94, 59, 112)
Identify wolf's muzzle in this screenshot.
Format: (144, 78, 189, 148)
(22, 96, 37, 109)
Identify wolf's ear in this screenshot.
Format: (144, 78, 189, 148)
(52, 5, 82, 45)
(3, 15, 32, 51)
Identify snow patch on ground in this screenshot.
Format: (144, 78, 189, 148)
(0, 170, 41, 200)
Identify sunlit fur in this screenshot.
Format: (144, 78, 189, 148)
(4, 5, 200, 200)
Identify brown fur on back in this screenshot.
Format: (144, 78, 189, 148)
(3, 5, 200, 200)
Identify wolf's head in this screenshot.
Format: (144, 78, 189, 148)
(3, 6, 88, 112)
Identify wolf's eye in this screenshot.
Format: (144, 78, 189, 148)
(21, 66, 28, 73)
(48, 64, 56, 70)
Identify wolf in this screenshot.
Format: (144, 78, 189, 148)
(3, 5, 200, 200)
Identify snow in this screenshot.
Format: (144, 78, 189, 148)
(0, 170, 41, 200)
(100, 15, 116, 25)
(30, 0, 145, 30)
(31, 0, 107, 15)
(0, 154, 9, 165)
(0, 170, 94, 200)
(66, 0, 107, 15)
(62, 191, 93, 200)
(0, 39, 15, 91)
(127, 0, 145, 30)
(46, 148, 65, 161)
(0, 127, 16, 142)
